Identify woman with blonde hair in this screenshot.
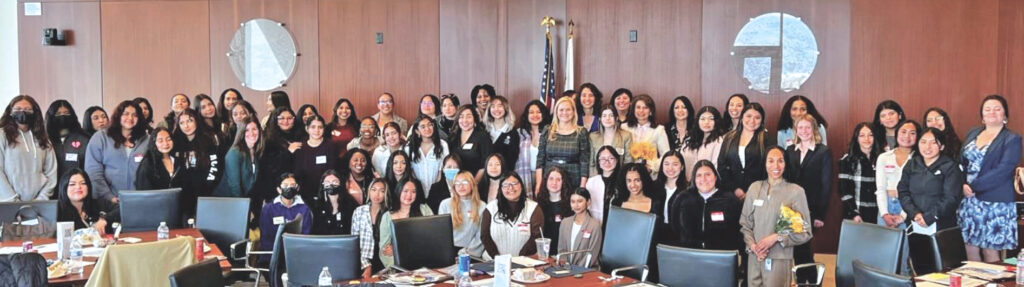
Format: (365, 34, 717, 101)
(536, 97, 591, 192)
(438, 171, 486, 257)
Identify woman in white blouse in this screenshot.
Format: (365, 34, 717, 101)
(621, 94, 671, 174)
(405, 116, 449, 193)
(875, 120, 920, 228)
(371, 122, 405, 177)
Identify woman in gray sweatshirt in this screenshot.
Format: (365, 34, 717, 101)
(0, 95, 57, 202)
(85, 101, 150, 203)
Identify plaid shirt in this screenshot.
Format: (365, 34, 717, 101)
(351, 204, 376, 269)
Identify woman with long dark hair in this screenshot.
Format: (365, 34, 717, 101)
(379, 178, 432, 268)
(82, 106, 109, 137)
(226, 100, 258, 149)
(170, 108, 221, 219)
(163, 93, 191, 128)
(312, 169, 360, 235)
(838, 123, 881, 224)
(609, 88, 633, 123)
(0, 95, 56, 201)
(875, 120, 920, 228)
(556, 188, 603, 267)
(372, 93, 408, 135)
(480, 172, 544, 259)
(341, 149, 375, 205)
(352, 179, 391, 276)
(437, 94, 461, 136)
(665, 95, 695, 151)
(776, 95, 828, 148)
(46, 100, 90, 184)
(872, 100, 905, 151)
(588, 104, 633, 177)
(406, 115, 449, 193)
(681, 106, 726, 180)
(372, 122, 405, 176)
(383, 150, 415, 199)
(194, 94, 229, 157)
(327, 98, 359, 160)
(297, 104, 319, 125)
(576, 83, 603, 132)
(216, 88, 243, 134)
(622, 94, 669, 173)
(670, 159, 742, 251)
(717, 103, 772, 200)
(514, 100, 551, 196)
(262, 91, 291, 127)
(923, 107, 963, 161)
(448, 105, 493, 179)
(132, 97, 154, 130)
(585, 146, 621, 223)
(134, 127, 183, 191)
(85, 100, 149, 203)
(57, 168, 119, 234)
(215, 117, 262, 198)
(722, 94, 748, 132)
(655, 151, 687, 245)
(536, 166, 573, 247)
(293, 115, 337, 204)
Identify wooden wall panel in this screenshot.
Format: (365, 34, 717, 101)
(319, 0, 439, 122)
(209, 0, 320, 117)
(997, 0, 1024, 133)
(100, 0, 210, 116)
(567, 0, 702, 124)
(504, 0, 565, 114)
(17, 1, 101, 116)
(439, 0, 505, 102)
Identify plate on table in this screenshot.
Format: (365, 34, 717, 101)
(510, 269, 550, 284)
(47, 261, 67, 279)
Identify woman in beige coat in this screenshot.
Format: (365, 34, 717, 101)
(557, 188, 603, 267)
(588, 103, 633, 176)
(740, 146, 812, 286)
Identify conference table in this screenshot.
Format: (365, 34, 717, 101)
(353, 258, 641, 287)
(0, 228, 230, 286)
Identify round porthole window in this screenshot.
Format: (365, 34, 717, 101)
(227, 19, 298, 91)
(731, 13, 819, 94)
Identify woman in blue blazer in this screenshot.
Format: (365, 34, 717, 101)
(958, 95, 1022, 263)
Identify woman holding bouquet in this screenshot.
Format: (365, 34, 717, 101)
(740, 146, 812, 287)
(621, 94, 670, 174)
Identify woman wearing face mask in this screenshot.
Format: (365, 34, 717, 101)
(372, 122, 405, 177)
(135, 127, 184, 190)
(327, 98, 359, 160)
(838, 123, 881, 224)
(372, 93, 408, 135)
(471, 84, 496, 121)
(898, 128, 963, 230)
(480, 172, 544, 259)
(740, 146, 812, 287)
(215, 117, 261, 199)
(575, 83, 603, 132)
(170, 109, 221, 219)
(670, 160, 742, 251)
(515, 100, 551, 196)
(57, 168, 120, 235)
(665, 96, 695, 151)
(217, 89, 243, 135)
(428, 154, 462, 213)
(348, 117, 381, 152)
(379, 178, 433, 268)
(352, 179, 391, 277)
(776, 95, 828, 148)
(0, 95, 57, 202)
(258, 173, 312, 263)
(82, 106, 109, 137)
(313, 170, 360, 235)
(609, 88, 633, 123)
(923, 107, 963, 162)
(556, 188, 603, 267)
(46, 100, 90, 186)
(341, 149, 375, 205)
(872, 100, 905, 151)
(681, 106, 726, 181)
(717, 103, 772, 201)
(293, 115, 337, 204)
(132, 98, 154, 131)
(448, 105, 493, 180)
(438, 171, 486, 257)
(588, 104, 633, 177)
(86, 101, 150, 204)
(722, 94, 749, 132)
(437, 94, 461, 137)
(163, 93, 191, 128)
(485, 96, 520, 165)
(406, 116, 449, 195)
(957, 95, 1021, 263)
(875, 120, 920, 228)
(782, 114, 832, 283)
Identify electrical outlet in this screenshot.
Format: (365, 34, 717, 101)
(629, 30, 637, 43)
(376, 32, 383, 44)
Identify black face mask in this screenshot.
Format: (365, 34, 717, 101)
(323, 184, 340, 196)
(280, 186, 299, 200)
(54, 115, 74, 128)
(12, 112, 34, 126)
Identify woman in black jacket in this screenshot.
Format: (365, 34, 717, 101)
(782, 114, 832, 284)
(254, 107, 304, 203)
(170, 108, 221, 219)
(669, 160, 742, 251)
(45, 100, 91, 187)
(58, 168, 119, 234)
(838, 122, 881, 224)
(135, 127, 184, 190)
(717, 103, 772, 200)
(448, 105, 493, 179)
(312, 170, 360, 235)
(898, 127, 964, 230)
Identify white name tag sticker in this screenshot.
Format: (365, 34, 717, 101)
(134, 154, 144, 163)
(273, 216, 285, 225)
(711, 211, 725, 222)
(65, 153, 78, 162)
(316, 155, 327, 164)
(516, 222, 530, 234)
(462, 143, 474, 150)
(753, 199, 765, 207)
(582, 230, 592, 239)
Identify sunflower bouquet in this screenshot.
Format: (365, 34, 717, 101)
(629, 142, 658, 164)
(775, 205, 806, 235)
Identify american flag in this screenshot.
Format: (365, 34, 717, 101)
(540, 31, 556, 108)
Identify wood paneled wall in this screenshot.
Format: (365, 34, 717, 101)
(16, 0, 1024, 253)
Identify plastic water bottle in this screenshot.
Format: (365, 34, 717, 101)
(318, 266, 333, 286)
(157, 222, 169, 240)
(69, 239, 83, 274)
(1015, 250, 1024, 285)
(457, 248, 471, 277)
(456, 271, 473, 287)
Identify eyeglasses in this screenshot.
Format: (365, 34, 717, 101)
(501, 182, 520, 188)
(598, 157, 616, 163)
(421, 101, 435, 107)
(698, 116, 716, 121)
(277, 116, 295, 121)
(926, 116, 944, 123)
(378, 100, 393, 105)
(454, 180, 471, 186)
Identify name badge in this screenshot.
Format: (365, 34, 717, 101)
(554, 214, 562, 222)
(711, 211, 725, 222)
(462, 143, 474, 150)
(516, 222, 530, 234)
(65, 153, 78, 162)
(582, 230, 592, 239)
(765, 258, 773, 271)
(753, 199, 765, 207)
(316, 155, 327, 165)
(273, 216, 285, 225)
(884, 165, 896, 173)
(332, 130, 341, 137)
(336, 213, 342, 221)
(134, 154, 144, 163)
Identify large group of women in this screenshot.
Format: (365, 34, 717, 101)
(0, 83, 1019, 286)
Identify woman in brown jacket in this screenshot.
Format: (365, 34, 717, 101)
(557, 188, 603, 267)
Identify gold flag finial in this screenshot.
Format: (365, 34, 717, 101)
(541, 16, 556, 33)
(568, 20, 574, 39)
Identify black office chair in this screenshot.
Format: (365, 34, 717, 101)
(391, 214, 458, 270)
(118, 188, 182, 232)
(852, 260, 914, 287)
(232, 214, 303, 287)
(169, 258, 224, 287)
(282, 234, 361, 286)
(599, 206, 656, 281)
(0, 252, 47, 287)
(195, 197, 249, 262)
(834, 220, 904, 287)
(0, 200, 57, 223)
(656, 244, 737, 287)
(908, 227, 967, 275)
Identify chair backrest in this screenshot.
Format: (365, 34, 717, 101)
(835, 220, 904, 287)
(269, 214, 303, 287)
(0, 252, 48, 287)
(908, 227, 967, 274)
(656, 244, 736, 287)
(283, 234, 361, 285)
(0, 200, 57, 223)
(86, 236, 195, 287)
(169, 258, 223, 287)
(391, 214, 458, 269)
(852, 260, 914, 287)
(599, 206, 656, 279)
(195, 197, 249, 255)
(118, 188, 182, 232)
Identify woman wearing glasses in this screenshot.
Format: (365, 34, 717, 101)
(372, 93, 408, 135)
(438, 171, 487, 257)
(480, 172, 544, 259)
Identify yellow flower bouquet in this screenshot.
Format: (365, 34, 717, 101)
(775, 205, 805, 234)
(630, 141, 658, 164)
